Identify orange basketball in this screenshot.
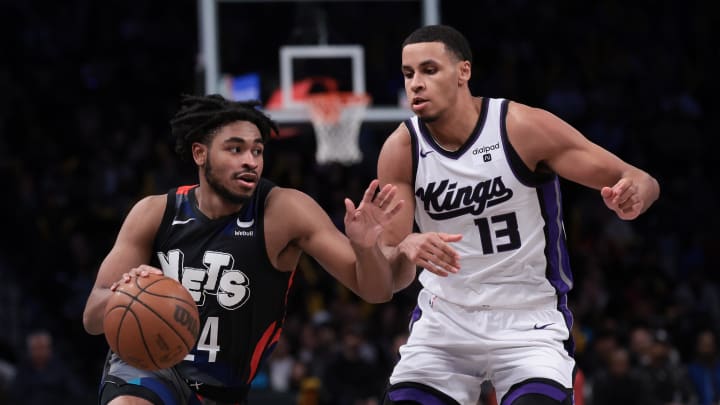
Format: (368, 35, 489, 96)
(103, 273, 200, 370)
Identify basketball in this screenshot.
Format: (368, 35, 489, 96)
(103, 273, 200, 371)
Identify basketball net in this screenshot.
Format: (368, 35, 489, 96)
(306, 92, 370, 165)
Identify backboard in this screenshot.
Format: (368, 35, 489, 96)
(197, 0, 440, 123)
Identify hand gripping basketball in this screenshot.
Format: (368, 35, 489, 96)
(103, 272, 200, 370)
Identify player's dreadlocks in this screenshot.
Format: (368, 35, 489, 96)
(170, 94, 279, 162)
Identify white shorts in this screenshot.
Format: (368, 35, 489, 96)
(389, 289, 575, 404)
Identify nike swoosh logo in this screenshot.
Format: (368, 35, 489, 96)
(533, 323, 554, 330)
(236, 218, 254, 228)
(171, 218, 196, 225)
(420, 149, 434, 158)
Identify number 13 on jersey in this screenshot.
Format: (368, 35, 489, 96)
(474, 212, 521, 254)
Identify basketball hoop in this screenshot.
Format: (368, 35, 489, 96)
(306, 92, 370, 165)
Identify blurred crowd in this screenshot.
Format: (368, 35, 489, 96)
(0, 1, 717, 404)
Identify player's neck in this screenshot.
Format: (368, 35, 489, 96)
(425, 96, 482, 151)
(194, 185, 244, 219)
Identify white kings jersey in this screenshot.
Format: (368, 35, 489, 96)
(408, 97, 574, 314)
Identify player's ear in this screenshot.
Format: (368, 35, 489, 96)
(458, 60, 471, 86)
(192, 142, 207, 166)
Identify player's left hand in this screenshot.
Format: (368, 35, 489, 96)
(344, 179, 404, 248)
(601, 178, 644, 220)
(111, 265, 163, 292)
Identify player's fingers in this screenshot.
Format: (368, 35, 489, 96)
(419, 258, 449, 277)
(432, 245, 460, 271)
(600, 186, 615, 200)
(438, 232, 463, 242)
(375, 184, 396, 208)
(132, 265, 163, 277)
(432, 239, 460, 260)
(384, 199, 404, 218)
(611, 179, 631, 198)
(434, 233, 461, 257)
(621, 199, 642, 215)
(362, 179, 380, 203)
(344, 198, 356, 218)
(617, 194, 639, 211)
(434, 256, 459, 273)
(420, 239, 459, 273)
(615, 183, 638, 206)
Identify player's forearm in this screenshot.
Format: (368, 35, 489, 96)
(377, 242, 417, 293)
(351, 242, 395, 303)
(83, 287, 112, 335)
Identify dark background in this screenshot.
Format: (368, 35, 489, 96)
(0, 1, 716, 404)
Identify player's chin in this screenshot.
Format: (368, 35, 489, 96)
(224, 185, 254, 204)
(416, 111, 440, 123)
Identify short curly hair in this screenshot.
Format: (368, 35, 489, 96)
(169, 94, 279, 162)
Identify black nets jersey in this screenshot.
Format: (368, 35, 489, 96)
(151, 179, 294, 400)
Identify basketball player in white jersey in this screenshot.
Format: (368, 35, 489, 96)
(378, 25, 660, 405)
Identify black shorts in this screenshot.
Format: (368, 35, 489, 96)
(99, 352, 245, 405)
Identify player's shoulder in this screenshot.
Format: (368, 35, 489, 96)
(378, 123, 414, 182)
(265, 186, 317, 213)
(379, 122, 412, 159)
(133, 193, 168, 211)
(505, 100, 558, 131)
(125, 194, 168, 222)
(264, 186, 331, 236)
(118, 193, 168, 239)
(385, 122, 412, 147)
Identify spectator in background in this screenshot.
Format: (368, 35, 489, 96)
(578, 323, 620, 380)
(267, 334, 298, 394)
(572, 368, 586, 405)
(0, 337, 16, 402)
(591, 347, 652, 405)
(9, 330, 86, 405)
(687, 329, 720, 405)
(629, 325, 655, 367)
(636, 328, 695, 405)
(323, 323, 384, 405)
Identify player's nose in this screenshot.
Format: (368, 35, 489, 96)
(409, 75, 424, 92)
(237, 150, 259, 168)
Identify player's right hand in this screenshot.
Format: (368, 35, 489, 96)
(398, 232, 462, 277)
(111, 265, 164, 291)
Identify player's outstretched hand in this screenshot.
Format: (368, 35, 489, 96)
(111, 264, 164, 291)
(344, 179, 404, 248)
(601, 178, 644, 220)
(398, 232, 462, 277)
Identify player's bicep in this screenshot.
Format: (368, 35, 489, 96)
(509, 104, 630, 190)
(377, 125, 415, 246)
(84, 195, 165, 334)
(548, 140, 631, 190)
(289, 194, 359, 288)
(93, 195, 165, 289)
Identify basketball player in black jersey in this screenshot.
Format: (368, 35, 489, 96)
(82, 94, 413, 404)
